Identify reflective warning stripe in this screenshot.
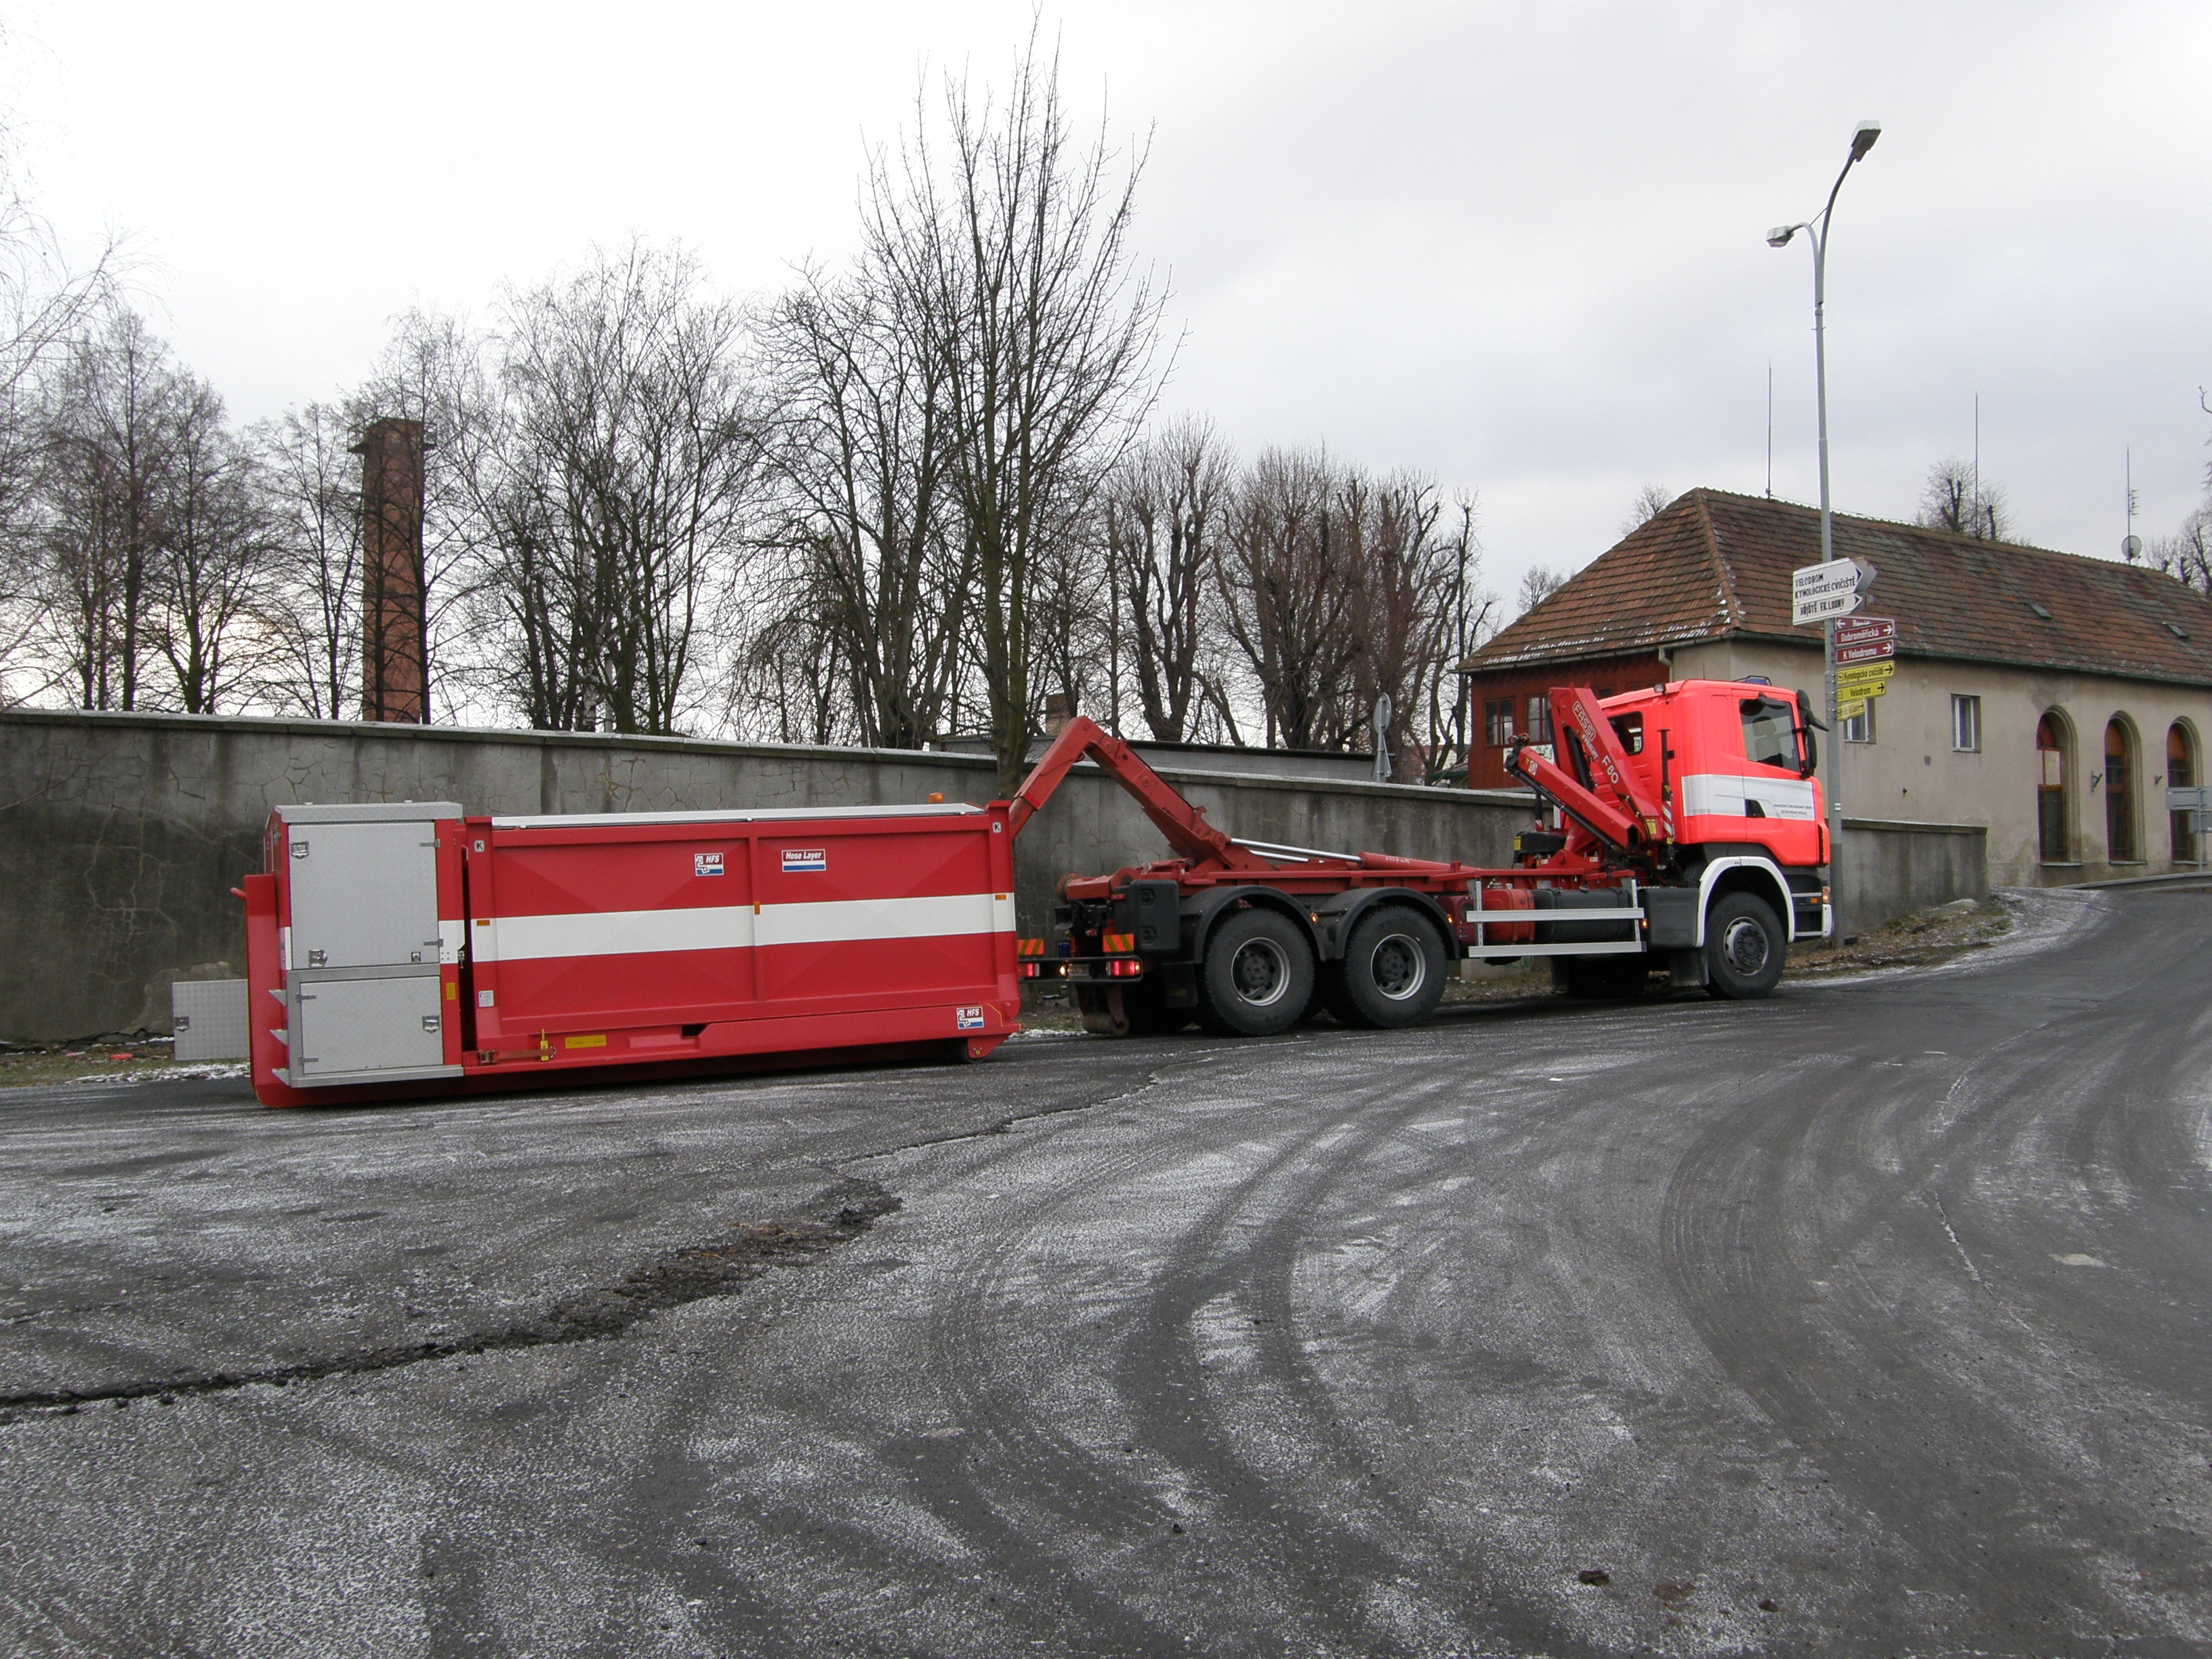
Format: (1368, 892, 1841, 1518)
(472, 892, 1008, 964)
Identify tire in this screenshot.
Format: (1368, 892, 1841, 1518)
(1561, 954, 1651, 1000)
(1195, 908, 1314, 1037)
(1702, 891, 1786, 1000)
(1332, 908, 1448, 1029)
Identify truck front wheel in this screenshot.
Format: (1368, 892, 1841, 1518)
(1197, 909, 1313, 1037)
(1703, 893, 1786, 999)
(1328, 908, 1448, 1029)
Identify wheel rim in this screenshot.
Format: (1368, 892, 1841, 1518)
(1368, 932, 1427, 1000)
(1229, 937, 1291, 1007)
(1721, 916, 1771, 977)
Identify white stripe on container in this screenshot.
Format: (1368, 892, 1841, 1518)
(472, 892, 1012, 964)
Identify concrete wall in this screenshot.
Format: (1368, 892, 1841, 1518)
(1837, 817, 1989, 935)
(0, 709, 1528, 1042)
(1675, 637, 2212, 886)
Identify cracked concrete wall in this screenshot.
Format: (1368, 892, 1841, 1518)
(1, 710, 1529, 1041)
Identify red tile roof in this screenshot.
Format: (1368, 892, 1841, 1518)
(1466, 489, 2212, 689)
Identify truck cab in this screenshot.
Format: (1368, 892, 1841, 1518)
(1597, 679, 1826, 867)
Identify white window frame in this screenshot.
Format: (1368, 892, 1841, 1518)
(1841, 697, 1876, 744)
(1950, 693, 1981, 753)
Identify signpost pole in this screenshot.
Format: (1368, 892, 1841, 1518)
(1825, 615, 1841, 939)
(1812, 195, 1850, 944)
(1774, 122, 1881, 945)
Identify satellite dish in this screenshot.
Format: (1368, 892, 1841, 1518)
(2123, 534, 2144, 560)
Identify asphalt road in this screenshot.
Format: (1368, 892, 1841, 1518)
(1, 888, 2207, 1658)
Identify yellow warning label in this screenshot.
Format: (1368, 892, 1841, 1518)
(564, 1033, 607, 1050)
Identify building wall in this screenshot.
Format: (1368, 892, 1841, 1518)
(0, 709, 1528, 1042)
(1671, 638, 2212, 887)
(1460, 654, 1668, 788)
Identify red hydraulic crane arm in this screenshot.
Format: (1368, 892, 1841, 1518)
(1506, 686, 1668, 858)
(1553, 687, 1662, 825)
(1004, 716, 1269, 871)
(1510, 743, 1642, 852)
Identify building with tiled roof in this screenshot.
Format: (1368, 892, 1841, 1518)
(1462, 489, 2212, 888)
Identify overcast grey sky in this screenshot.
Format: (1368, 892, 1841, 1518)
(7, 1, 2207, 602)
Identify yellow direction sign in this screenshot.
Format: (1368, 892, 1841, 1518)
(1837, 697, 1867, 720)
(1836, 677, 1889, 703)
(1836, 661, 1894, 691)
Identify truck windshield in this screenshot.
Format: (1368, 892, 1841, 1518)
(1740, 699, 1799, 770)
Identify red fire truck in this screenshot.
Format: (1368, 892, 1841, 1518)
(1018, 679, 1826, 1035)
(239, 678, 1822, 1104)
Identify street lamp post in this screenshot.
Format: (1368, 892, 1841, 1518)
(1768, 119, 1879, 941)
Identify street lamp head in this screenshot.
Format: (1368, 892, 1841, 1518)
(1850, 120, 1881, 161)
(1767, 224, 1799, 248)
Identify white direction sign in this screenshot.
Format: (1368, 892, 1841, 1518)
(1793, 559, 1867, 625)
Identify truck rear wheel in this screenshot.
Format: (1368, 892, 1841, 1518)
(1196, 909, 1313, 1037)
(1329, 908, 1448, 1029)
(1703, 892, 1786, 1000)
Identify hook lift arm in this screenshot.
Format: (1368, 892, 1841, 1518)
(1004, 716, 1271, 872)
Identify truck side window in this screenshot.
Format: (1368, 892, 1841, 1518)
(1740, 699, 1799, 770)
(1608, 712, 1644, 754)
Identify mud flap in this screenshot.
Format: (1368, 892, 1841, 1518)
(1668, 949, 1709, 989)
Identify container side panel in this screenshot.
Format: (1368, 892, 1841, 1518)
(492, 945, 752, 1031)
(486, 834, 756, 918)
(755, 828, 994, 906)
(760, 930, 998, 1004)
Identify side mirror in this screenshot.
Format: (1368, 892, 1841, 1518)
(1796, 689, 1824, 777)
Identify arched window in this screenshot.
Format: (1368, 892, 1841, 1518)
(2172, 722, 2200, 863)
(2105, 718, 2137, 863)
(2037, 714, 2069, 862)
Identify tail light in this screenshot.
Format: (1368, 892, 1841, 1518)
(1106, 959, 1143, 978)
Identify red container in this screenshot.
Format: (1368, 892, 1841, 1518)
(245, 800, 1018, 1107)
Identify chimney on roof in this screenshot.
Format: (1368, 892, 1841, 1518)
(354, 417, 429, 724)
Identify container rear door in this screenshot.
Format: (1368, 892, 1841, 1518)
(293, 972, 445, 1082)
(288, 819, 443, 970)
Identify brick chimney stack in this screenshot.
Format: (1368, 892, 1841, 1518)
(354, 417, 428, 723)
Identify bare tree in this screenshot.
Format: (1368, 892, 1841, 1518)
(761, 262, 965, 748)
(869, 33, 1168, 792)
(1516, 562, 1568, 615)
(32, 308, 188, 709)
(401, 245, 766, 736)
(2148, 510, 2211, 596)
(1215, 446, 1364, 751)
(1105, 416, 1230, 742)
(1917, 458, 2013, 541)
(1620, 482, 1673, 535)
(0, 125, 118, 697)
(1025, 499, 1113, 736)
(2147, 392, 2212, 596)
(256, 403, 363, 718)
(722, 590, 857, 745)
(146, 379, 269, 712)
